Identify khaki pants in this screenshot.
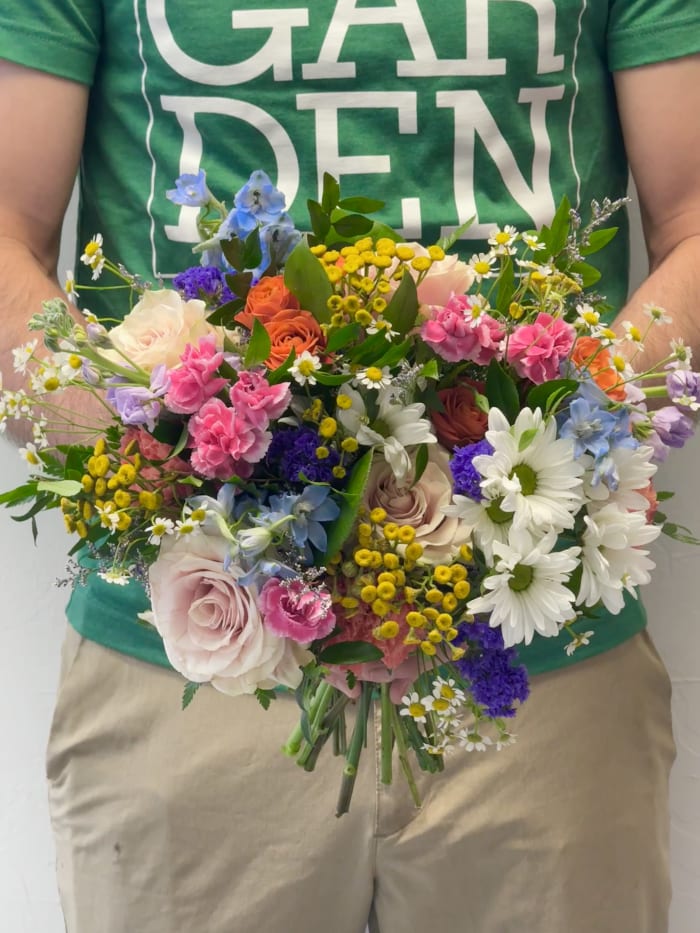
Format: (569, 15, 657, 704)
(47, 625, 674, 933)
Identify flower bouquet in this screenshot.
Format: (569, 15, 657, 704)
(2, 169, 698, 815)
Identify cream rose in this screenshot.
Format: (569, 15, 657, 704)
(388, 243, 474, 307)
(149, 531, 311, 696)
(104, 289, 215, 370)
(364, 445, 472, 564)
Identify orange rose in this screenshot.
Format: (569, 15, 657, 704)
(430, 381, 488, 449)
(571, 336, 626, 401)
(235, 275, 299, 330)
(264, 309, 324, 369)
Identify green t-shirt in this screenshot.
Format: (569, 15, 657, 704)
(1, 0, 698, 676)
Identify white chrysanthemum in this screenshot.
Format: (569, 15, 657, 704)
(475, 408, 584, 533)
(337, 385, 436, 483)
(468, 528, 580, 647)
(443, 493, 512, 562)
(581, 445, 657, 511)
(577, 502, 661, 614)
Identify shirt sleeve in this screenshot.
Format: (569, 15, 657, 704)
(0, 0, 102, 86)
(607, 0, 700, 71)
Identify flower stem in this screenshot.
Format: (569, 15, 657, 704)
(380, 683, 393, 786)
(296, 682, 336, 769)
(390, 703, 422, 809)
(336, 682, 372, 817)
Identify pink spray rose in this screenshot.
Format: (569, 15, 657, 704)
(165, 335, 228, 414)
(229, 370, 291, 425)
(506, 312, 576, 384)
(149, 531, 311, 696)
(421, 295, 504, 364)
(259, 578, 336, 646)
(189, 397, 271, 480)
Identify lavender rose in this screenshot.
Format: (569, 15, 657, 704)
(149, 531, 311, 696)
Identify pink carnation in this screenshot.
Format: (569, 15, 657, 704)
(165, 335, 228, 414)
(229, 370, 291, 426)
(421, 296, 504, 364)
(506, 312, 576, 384)
(189, 397, 271, 480)
(259, 578, 336, 646)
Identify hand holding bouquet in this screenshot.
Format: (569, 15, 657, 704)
(2, 169, 697, 814)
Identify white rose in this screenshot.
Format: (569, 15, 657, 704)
(364, 445, 471, 564)
(149, 530, 311, 696)
(104, 289, 215, 370)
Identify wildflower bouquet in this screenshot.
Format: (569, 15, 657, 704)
(2, 169, 698, 815)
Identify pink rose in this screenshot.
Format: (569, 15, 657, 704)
(229, 370, 291, 426)
(506, 312, 576, 384)
(365, 445, 472, 564)
(189, 397, 271, 480)
(149, 532, 311, 696)
(165, 335, 228, 414)
(259, 578, 336, 645)
(421, 296, 504, 364)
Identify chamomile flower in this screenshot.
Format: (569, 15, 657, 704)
(64, 271, 79, 303)
(488, 225, 518, 255)
(622, 320, 644, 348)
(12, 340, 38, 374)
(400, 692, 429, 724)
(354, 365, 392, 390)
(468, 251, 497, 282)
(668, 338, 693, 371)
(18, 441, 41, 466)
(521, 232, 545, 251)
(468, 527, 581, 647)
(458, 730, 493, 752)
(80, 233, 105, 279)
(97, 568, 131, 586)
(575, 303, 600, 331)
(564, 630, 595, 656)
(643, 303, 672, 326)
(495, 732, 517, 751)
(146, 517, 175, 545)
(290, 350, 322, 386)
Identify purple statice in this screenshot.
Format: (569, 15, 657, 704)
(173, 265, 234, 308)
(450, 439, 493, 501)
(266, 427, 341, 486)
(455, 622, 530, 718)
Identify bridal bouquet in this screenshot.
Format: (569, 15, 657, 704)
(2, 169, 697, 813)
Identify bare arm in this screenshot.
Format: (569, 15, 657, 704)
(614, 54, 700, 369)
(0, 60, 93, 443)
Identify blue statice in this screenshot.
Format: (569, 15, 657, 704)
(455, 623, 530, 718)
(166, 169, 212, 208)
(270, 486, 341, 559)
(266, 427, 341, 486)
(450, 439, 493, 501)
(173, 265, 234, 308)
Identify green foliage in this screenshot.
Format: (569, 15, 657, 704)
(284, 242, 333, 324)
(318, 641, 384, 665)
(323, 449, 373, 560)
(485, 359, 520, 424)
(526, 378, 578, 415)
(384, 271, 419, 336)
(255, 688, 278, 710)
(182, 681, 201, 710)
(243, 317, 272, 368)
(580, 227, 618, 256)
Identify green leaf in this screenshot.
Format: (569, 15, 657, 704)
(547, 195, 572, 256)
(580, 227, 618, 256)
(36, 479, 83, 497)
(267, 348, 296, 385)
(182, 682, 201, 710)
(526, 378, 578, 414)
(312, 371, 353, 387)
(568, 261, 601, 287)
(284, 242, 333, 324)
(333, 213, 374, 238)
(327, 323, 361, 353)
(496, 257, 515, 314)
(420, 359, 440, 380)
(485, 359, 520, 424)
(207, 297, 245, 326)
(376, 340, 411, 369)
(411, 444, 429, 487)
(225, 271, 254, 299)
(318, 641, 384, 665)
(11, 493, 55, 523)
(170, 421, 191, 460)
(324, 449, 373, 559)
(437, 216, 475, 252)
(307, 199, 331, 241)
(255, 687, 277, 710)
(384, 270, 419, 336)
(337, 196, 384, 214)
(656, 491, 675, 502)
(321, 172, 340, 215)
(348, 329, 393, 365)
(220, 237, 244, 270)
(244, 317, 272, 368)
(242, 228, 263, 271)
(518, 428, 539, 452)
(0, 482, 40, 507)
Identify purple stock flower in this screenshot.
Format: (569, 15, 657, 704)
(666, 370, 700, 412)
(652, 406, 695, 449)
(106, 365, 169, 432)
(450, 439, 493, 501)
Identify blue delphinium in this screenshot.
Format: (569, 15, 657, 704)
(558, 395, 618, 459)
(234, 170, 286, 221)
(166, 169, 212, 208)
(450, 439, 493, 501)
(455, 623, 530, 718)
(270, 486, 341, 560)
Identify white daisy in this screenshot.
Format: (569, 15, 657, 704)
(146, 517, 175, 546)
(576, 502, 660, 614)
(581, 445, 657, 511)
(290, 350, 322, 386)
(488, 225, 518, 255)
(443, 493, 512, 563)
(468, 528, 581, 647)
(354, 365, 392, 390)
(468, 251, 497, 282)
(475, 407, 584, 533)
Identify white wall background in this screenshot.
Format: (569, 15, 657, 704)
(1, 192, 699, 932)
